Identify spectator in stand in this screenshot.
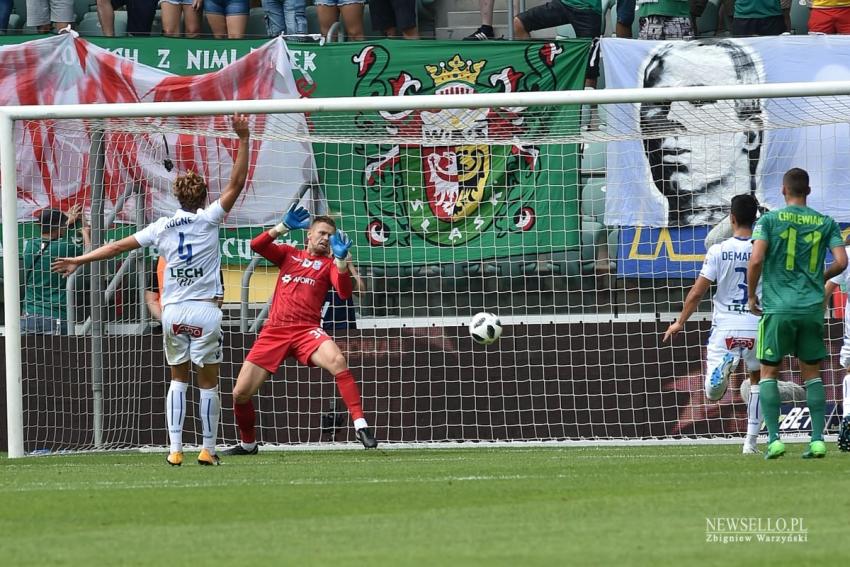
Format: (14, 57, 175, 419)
(316, 0, 365, 40)
(513, 1, 602, 88)
(26, 0, 74, 32)
(370, 0, 418, 38)
(637, 0, 693, 39)
(96, 0, 159, 35)
(263, 0, 307, 36)
(0, 0, 13, 34)
(464, 0, 519, 40)
(205, 0, 248, 38)
(161, 0, 203, 38)
(22, 205, 90, 335)
(809, 0, 850, 33)
(616, 0, 636, 37)
(732, 0, 786, 35)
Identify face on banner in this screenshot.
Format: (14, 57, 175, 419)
(639, 40, 765, 226)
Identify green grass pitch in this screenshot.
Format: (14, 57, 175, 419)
(2, 445, 850, 566)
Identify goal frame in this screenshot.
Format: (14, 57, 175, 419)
(6, 80, 850, 458)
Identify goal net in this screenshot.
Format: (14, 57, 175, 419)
(4, 81, 850, 456)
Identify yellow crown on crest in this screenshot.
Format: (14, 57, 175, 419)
(426, 55, 486, 87)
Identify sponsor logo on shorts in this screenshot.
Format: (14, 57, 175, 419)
(281, 273, 316, 286)
(172, 323, 203, 338)
(725, 337, 755, 350)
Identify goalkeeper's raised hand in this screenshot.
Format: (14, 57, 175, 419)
(330, 230, 352, 267)
(274, 204, 310, 235)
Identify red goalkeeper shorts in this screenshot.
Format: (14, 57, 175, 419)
(246, 324, 332, 373)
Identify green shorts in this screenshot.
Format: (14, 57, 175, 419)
(756, 311, 827, 365)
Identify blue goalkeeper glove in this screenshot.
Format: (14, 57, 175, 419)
(330, 230, 352, 260)
(281, 204, 310, 231)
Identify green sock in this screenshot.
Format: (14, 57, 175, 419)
(760, 378, 781, 443)
(805, 377, 826, 443)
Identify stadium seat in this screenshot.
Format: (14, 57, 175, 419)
(602, 0, 617, 36)
(149, 10, 162, 36)
(77, 11, 127, 36)
(790, 0, 809, 34)
(607, 227, 620, 272)
(12, 0, 25, 26)
(581, 178, 607, 222)
(246, 7, 268, 38)
(555, 24, 576, 39)
(581, 219, 607, 273)
(306, 5, 319, 34)
(696, 0, 719, 36)
(550, 250, 582, 279)
(581, 142, 606, 175)
(4, 13, 22, 34)
(73, 0, 96, 25)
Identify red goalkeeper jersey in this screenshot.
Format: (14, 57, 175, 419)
(250, 231, 353, 328)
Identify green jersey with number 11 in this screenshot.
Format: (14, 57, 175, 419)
(751, 204, 843, 314)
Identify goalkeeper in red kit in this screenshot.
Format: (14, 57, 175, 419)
(224, 205, 378, 454)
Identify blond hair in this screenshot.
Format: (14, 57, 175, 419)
(173, 171, 208, 211)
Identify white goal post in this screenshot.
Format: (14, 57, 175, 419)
(5, 81, 850, 458)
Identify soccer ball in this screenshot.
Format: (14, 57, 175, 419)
(469, 312, 502, 345)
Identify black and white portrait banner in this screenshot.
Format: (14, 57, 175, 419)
(601, 35, 850, 227)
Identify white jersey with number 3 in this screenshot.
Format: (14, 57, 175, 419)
(699, 236, 760, 331)
(134, 201, 226, 307)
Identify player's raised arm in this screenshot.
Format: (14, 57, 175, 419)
(51, 235, 142, 275)
(663, 276, 712, 342)
(219, 113, 251, 213)
(329, 229, 353, 300)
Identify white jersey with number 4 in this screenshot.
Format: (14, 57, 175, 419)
(134, 201, 226, 308)
(699, 236, 760, 331)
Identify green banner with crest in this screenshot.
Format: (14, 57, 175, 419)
(307, 41, 587, 265)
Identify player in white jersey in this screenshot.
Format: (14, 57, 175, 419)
(824, 238, 850, 451)
(664, 195, 765, 453)
(53, 114, 251, 467)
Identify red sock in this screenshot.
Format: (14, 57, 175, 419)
(335, 369, 364, 421)
(233, 400, 256, 444)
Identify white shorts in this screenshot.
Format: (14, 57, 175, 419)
(161, 300, 223, 367)
(705, 328, 759, 400)
(26, 0, 75, 27)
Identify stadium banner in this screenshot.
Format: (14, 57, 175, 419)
(601, 35, 850, 229)
(308, 42, 587, 265)
(0, 35, 270, 75)
(0, 33, 310, 227)
(616, 226, 708, 279)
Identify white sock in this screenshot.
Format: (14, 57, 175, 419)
(354, 417, 368, 430)
(843, 373, 850, 418)
(240, 441, 257, 451)
(166, 380, 188, 454)
(199, 386, 220, 455)
(746, 384, 761, 438)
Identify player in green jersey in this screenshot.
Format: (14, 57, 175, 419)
(748, 168, 847, 459)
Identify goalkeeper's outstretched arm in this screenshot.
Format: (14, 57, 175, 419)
(663, 276, 712, 342)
